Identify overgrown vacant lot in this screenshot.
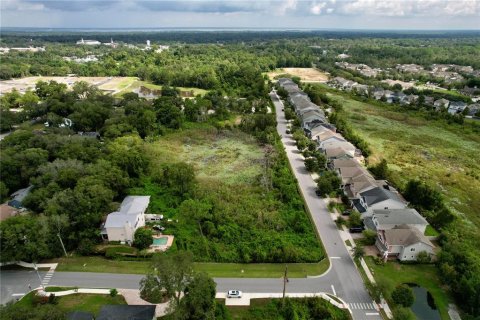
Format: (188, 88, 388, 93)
(329, 93, 480, 228)
(134, 124, 324, 263)
(148, 125, 264, 185)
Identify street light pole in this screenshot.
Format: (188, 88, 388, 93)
(57, 233, 68, 257)
(33, 263, 45, 290)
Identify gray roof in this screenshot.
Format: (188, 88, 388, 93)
(382, 225, 433, 247)
(365, 209, 428, 231)
(10, 186, 33, 203)
(97, 305, 156, 320)
(360, 186, 404, 207)
(104, 196, 150, 229)
(119, 196, 150, 215)
(67, 311, 94, 320)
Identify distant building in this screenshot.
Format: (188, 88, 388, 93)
(76, 38, 101, 45)
(103, 38, 118, 48)
(337, 53, 350, 59)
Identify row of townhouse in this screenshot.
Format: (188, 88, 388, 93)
(278, 78, 436, 262)
(329, 77, 480, 117)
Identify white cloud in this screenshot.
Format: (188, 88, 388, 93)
(1, 0, 44, 11)
(444, 0, 478, 16)
(310, 1, 327, 15)
(275, 0, 298, 15)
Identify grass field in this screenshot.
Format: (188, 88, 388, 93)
(365, 257, 450, 320)
(52, 256, 329, 278)
(327, 92, 480, 228)
(147, 125, 264, 185)
(266, 68, 329, 82)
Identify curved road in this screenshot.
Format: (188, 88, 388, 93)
(0, 92, 380, 319)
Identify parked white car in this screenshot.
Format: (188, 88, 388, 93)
(227, 290, 242, 298)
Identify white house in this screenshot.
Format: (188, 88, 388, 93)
(103, 196, 150, 243)
(376, 225, 435, 261)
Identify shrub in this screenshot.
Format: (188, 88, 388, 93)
(416, 251, 432, 264)
(362, 229, 378, 245)
(110, 288, 118, 297)
(105, 246, 137, 259)
(133, 228, 153, 250)
(76, 239, 97, 256)
(392, 307, 416, 320)
(348, 212, 362, 228)
(391, 284, 415, 307)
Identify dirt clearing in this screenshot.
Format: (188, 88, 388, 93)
(267, 68, 329, 83)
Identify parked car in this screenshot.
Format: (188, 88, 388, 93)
(349, 226, 364, 233)
(286, 129, 291, 134)
(153, 225, 165, 231)
(315, 189, 322, 197)
(227, 290, 242, 298)
(150, 215, 164, 221)
(342, 210, 352, 216)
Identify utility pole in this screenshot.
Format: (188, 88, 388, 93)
(57, 233, 68, 257)
(282, 264, 288, 304)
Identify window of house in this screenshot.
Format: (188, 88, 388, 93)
(410, 248, 415, 251)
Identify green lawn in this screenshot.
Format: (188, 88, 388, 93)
(365, 257, 451, 320)
(56, 294, 126, 315)
(16, 291, 126, 315)
(53, 256, 329, 278)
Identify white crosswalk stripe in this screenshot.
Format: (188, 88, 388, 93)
(41, 268, 56, 287)
(348, 302, 377, 310)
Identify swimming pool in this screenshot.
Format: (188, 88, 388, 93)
(152, 237, 168, 246)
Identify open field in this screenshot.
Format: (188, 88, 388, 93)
(52, 256, 329, 278)
(267, 68, 329, 83)
(365, 257, 450, 320)
(0, 76, 207, 97)
(327, 92, 480, 228)
(113, 79, 208, 97)
(147, 125, 264, 185)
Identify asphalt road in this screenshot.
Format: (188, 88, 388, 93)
(0, 92, 380, 319)
(0, 269, 47, 305)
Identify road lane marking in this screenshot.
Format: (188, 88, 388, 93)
(366, 312, 380, 316)
(330, 257, 341, 259)
(331, 285, 336, 296)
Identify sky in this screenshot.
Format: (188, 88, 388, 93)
(1, 0, 479, 30)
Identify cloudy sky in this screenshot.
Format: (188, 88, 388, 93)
(1, 0, 479, 29)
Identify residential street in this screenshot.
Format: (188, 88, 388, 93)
(0, 91, 380, 319)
